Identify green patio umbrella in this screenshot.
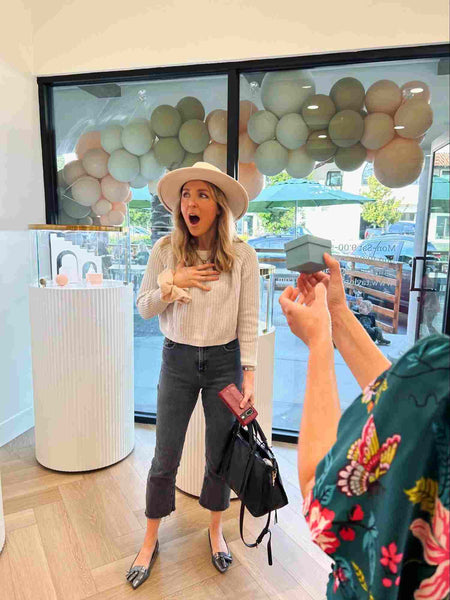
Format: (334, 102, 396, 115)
(247, 177, 371, 236)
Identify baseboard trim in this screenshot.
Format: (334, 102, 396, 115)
(0, 407, 34, 448)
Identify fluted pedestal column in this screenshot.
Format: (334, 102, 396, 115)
(176, 327, 275, 497)
(29, 282, 134, 472)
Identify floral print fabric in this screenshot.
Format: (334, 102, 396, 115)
(303, 335, 450, 599)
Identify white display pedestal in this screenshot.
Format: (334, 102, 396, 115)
(29, 282, 134, 472)
(176, 327, 275, 497)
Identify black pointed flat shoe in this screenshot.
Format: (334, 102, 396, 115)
(208, 529, 233, 574)
(126, 540, 159, 589)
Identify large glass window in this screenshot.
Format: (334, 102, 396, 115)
(52, 75, 228, 414)
(240, 57, 449, 432)
(40, 50, 449, 434)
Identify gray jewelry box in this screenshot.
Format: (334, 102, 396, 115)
(284, 234, 332, 274)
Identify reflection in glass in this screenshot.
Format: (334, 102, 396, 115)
(240, 60, 449, 432)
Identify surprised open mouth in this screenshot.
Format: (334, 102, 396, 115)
(188, 214, 200, 225)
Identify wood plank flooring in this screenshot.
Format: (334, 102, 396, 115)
(0, 426, 331, 599)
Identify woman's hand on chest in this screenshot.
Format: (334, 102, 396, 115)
(173, 262, 220, 292)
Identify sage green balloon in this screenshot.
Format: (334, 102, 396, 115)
(247, 110, 278, 144)
(153, 137, 185, 169)
(301, 95, 336, 131)
(334, 143, 367, 171)
(328, 110, 364, 148)
(305, 130, 337, 161)
(255, 140, 288, 176)
(286, 146, 315, 178)
(178, 119, 210, 153)
(179, 152, 204, 168)
(330, 77, 365, 112)
(150, 105, 182, 138)
(176, 96, 205, 122)
(276, 113, 309, 150)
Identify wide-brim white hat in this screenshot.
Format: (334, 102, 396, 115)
(157, 162, 249, 221)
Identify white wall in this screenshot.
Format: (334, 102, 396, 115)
(31, 0, 449, 76)
(0, 0, 44, 446)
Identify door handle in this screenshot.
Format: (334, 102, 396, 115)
(410, 256, 435, 292)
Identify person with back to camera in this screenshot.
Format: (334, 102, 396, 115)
(279, 253, 449, 599)
(126, 162, 259, 589)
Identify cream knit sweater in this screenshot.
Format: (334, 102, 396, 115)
(136, 237, 260, 366)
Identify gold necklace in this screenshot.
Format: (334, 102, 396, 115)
(196, 250, 212, 265)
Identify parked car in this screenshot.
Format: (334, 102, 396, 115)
(386, 221, 416, 235)
(345, 234, 442, 313)
(364, 226, 384, 239)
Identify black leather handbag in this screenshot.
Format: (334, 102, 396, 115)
(218, 419, 288, 565)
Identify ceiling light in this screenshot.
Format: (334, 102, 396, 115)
(307, 105, 319, 110)
(394, 125, 405, 130)
(410, 87, 424, 94)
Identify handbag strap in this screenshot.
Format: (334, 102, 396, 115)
(239, 501, 273, 566)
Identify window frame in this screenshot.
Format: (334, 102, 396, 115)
(37, 43, 450, 442)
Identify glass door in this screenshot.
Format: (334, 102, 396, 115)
(416, 140, 450, 339)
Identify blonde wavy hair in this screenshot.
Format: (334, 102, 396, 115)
(161, 181, 240, 272)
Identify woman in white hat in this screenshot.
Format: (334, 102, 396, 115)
(126, 163, 259, 588)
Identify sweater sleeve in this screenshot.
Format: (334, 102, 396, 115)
(237, 245, 260, 367)
(136, 239, 172, 320)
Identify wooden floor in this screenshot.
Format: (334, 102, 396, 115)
(0, 425, 331, 599)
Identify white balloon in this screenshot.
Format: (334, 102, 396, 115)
(71, 176, 101, 207)
(286, 146, 315, 178)
(93, 198, 112, 216)
(82, 148, 109, 179)
(150, 105, 182, 137)
(247, 110, 278, 144)
(179, 119, 210, 153)
(140, 150, 165, 180)
(261, 70, 315, 117)
(255, 140, 288, 176)
(121, 119, 155, 156)
(63, 160, 86, 186)
(59, 210, 79, 225)
(101, 124, 123, 154)
(276, 113, 309, 150)
(108, 149, 140, 182)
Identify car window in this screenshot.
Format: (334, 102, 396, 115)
(354, 240, 378, 258)
(398, 240, 414, 265)
(373, 240, 396, 261)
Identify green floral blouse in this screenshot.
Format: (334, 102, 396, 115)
(303, 334, 450, 599)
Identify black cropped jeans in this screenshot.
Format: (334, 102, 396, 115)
(145, 338, 242, 519)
